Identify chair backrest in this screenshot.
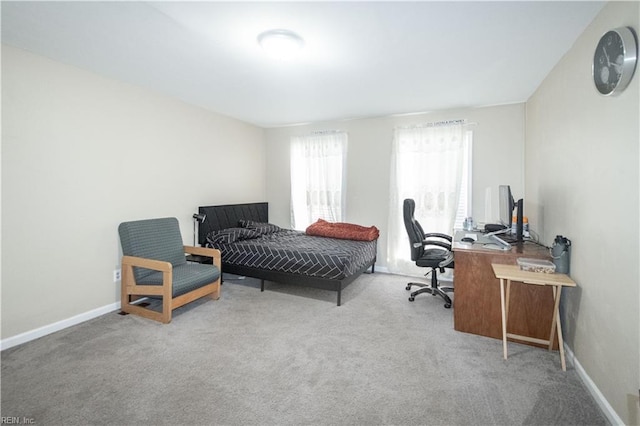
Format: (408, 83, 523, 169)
(403, 199, 425, 261)
(118, 217, 186, 281)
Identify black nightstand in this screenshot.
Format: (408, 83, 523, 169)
(185, 254, 213, 264)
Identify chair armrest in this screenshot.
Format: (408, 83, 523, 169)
(439, 252, 454, 268)
(424, 232, 453, 242)
(184, 246, 222, 267)
(122, 255, 172, 272)
(121, 255, 172, 298)
(421, 240, 452, 251)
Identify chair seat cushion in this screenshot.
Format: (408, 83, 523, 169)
(137, 263, 221, 297)
(416, 248, 449, 268)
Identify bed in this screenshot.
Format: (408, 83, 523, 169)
(197, 202, 377, 306)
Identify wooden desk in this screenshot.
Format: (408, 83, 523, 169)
(452, 239, 558, 349)
(492, 264, 576, 370)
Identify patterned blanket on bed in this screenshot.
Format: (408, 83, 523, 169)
(206, 223, 377, 280)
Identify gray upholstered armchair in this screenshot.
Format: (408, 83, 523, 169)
(118, 217, 221, 323)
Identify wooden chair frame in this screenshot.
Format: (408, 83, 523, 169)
(121, 245, 221, 323)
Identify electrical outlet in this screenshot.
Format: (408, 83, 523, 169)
(113, 269, 121, 282)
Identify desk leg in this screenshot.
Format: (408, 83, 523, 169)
(499, 278, 508, 360)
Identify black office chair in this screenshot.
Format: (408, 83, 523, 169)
(403, 198, 454, 308)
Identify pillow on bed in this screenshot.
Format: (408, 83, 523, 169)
(206, 227, 261, 245)
(238, 220, 281, 235)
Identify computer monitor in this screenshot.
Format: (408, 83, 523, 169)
(499, 185, 515, 229)
(498, 184, 524, 242)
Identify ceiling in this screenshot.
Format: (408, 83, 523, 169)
(1, 1, 604, 128)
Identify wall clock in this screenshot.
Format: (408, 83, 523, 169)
(592, 26, 638, 96)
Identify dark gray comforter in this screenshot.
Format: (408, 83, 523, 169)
(207, 228, 377, 280)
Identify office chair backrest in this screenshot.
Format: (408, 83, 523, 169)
(403, 199, 425, 261)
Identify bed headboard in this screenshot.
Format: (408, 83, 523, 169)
(197, 202, 268, 246)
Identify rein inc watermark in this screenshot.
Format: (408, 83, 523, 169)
(1, 417, 35, 424)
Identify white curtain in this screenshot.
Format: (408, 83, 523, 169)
(387, 123, 465, 276)
(290, 132, 347, 230)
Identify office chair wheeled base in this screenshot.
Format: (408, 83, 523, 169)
(408, 285, 453, 308)
(406, 269, 453, 309)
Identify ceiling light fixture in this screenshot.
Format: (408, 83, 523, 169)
(257, 29, 304, 59)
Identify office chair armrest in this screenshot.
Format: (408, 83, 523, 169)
(421, 240, 452, 251)
(439, 252, 454, 268)
(424, 232, 453, 242)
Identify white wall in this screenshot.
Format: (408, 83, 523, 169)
(1, 45, 266, 339)
(265, 103, 525, 270)
(525, 2, 639, 424)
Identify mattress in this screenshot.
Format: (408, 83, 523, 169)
(207, 228, 377, 280)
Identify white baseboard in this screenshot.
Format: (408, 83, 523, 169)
(0, 302, 121, 351)
(564, 344, 624, 425)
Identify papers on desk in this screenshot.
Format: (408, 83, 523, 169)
(484, 234, 512, 251)
(455, 231, 511, 250)
(482, 243, 508, 250)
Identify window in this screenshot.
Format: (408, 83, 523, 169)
(453, 131, 473, 230)
(290, 132, 348, 230)
(387, 122, 472, 275)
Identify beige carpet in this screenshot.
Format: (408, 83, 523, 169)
(1, 272, 607, 425)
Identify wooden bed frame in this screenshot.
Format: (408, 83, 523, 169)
(197, 202, 376, 306)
